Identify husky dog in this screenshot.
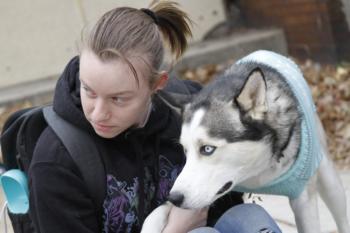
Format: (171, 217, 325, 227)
(141, 51, 350, 233)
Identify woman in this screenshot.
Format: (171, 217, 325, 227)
(29, 1, 281, 233)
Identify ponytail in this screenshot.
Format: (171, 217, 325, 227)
(150, 1, 192, 59)
(84, 1, 192, 86)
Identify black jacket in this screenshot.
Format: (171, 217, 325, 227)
(29, 56, 242, 233)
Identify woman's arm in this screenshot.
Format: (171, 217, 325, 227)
(162, 205, 208, 233)
(29, 128, 100, 233)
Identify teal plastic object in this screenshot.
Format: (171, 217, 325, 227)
(0, 169, 29, 214)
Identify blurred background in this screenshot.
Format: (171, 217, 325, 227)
(0, 0, 350, 232)
(2, 0, 349, 167)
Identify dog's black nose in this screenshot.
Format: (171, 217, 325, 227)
(168, 192, 184, 207)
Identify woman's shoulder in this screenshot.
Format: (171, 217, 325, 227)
(165, 75, 202, 95)
(31, 126, 78, 171)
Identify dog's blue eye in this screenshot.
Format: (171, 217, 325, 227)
(200, 145, 216, 156)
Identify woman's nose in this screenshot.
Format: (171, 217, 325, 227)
(91, 99, 110, 122)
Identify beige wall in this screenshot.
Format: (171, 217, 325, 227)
(0, 0, 225, 89)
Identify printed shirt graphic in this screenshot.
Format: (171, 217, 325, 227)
(102, 155, 182, 233)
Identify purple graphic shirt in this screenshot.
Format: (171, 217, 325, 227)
(102, 155, 182, 233)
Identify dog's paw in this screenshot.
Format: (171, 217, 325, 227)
(141, 202, 173, 233)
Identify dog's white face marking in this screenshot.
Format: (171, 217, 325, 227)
(187, 108, 205, 136)
(171, 108, 272, 209)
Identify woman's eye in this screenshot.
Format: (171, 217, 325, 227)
(112, 97, 120, 102)
(199, 145, 217, 156)
(82, 86, 96, 98)
(112, 97, 128, 104)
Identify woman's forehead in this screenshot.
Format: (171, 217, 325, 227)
(80, 50, 151, 93)
(80, 50, 150, 73)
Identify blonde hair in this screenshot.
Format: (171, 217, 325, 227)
(82, 1, 192, 87)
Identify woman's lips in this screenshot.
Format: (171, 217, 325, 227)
(93, 122, 113, 132)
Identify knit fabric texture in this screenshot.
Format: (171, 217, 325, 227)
(234, 50, 323, 199)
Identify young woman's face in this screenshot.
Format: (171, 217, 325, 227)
(79, 50, 155, 138)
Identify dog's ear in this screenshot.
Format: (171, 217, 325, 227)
(236, 68, 267, 120)
(156, 90, 193, 115)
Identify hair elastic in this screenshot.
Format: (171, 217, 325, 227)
(140, 8, 159, 24)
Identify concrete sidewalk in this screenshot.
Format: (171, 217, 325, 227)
(254, 170, 350, 233)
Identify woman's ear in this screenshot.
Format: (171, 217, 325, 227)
(153, 71, 169, 91)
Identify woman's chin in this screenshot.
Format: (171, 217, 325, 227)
(96, 131, 115, 138)
(94, 126, 120, 138)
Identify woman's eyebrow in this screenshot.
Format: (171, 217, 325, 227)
(107, 90, 134, 97)
(80, 79, 134, 96)
(80, 79, 92, 90)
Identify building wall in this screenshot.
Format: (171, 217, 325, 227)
(0, 0, 226, 89)
(328, 0, 350, 61)
(240, 0, 350, 63)
(341, 0, 350, 28)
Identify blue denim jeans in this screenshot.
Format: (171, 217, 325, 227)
(188, 204, 282, 233)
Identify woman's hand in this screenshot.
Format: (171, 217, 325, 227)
(161, 205, 209, 233)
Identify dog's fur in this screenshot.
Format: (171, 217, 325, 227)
(141, 58, 350, 233)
